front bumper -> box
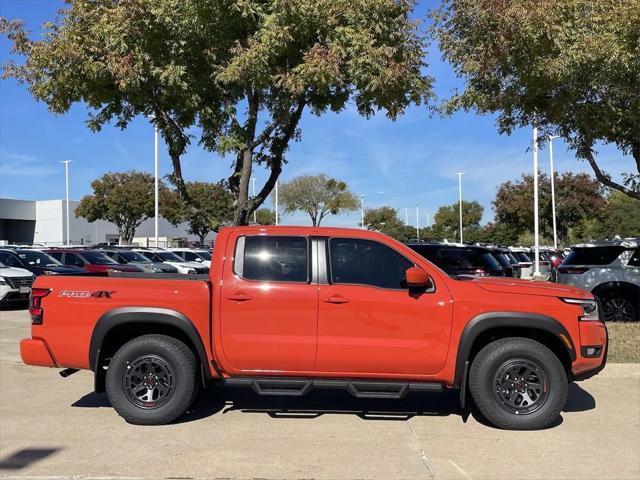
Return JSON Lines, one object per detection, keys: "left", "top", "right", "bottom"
{"left": 20, "top": 338, "right": 57, "bottom": 367}
{"left": 572, "top": 321, "right": 608, "bottom": 381}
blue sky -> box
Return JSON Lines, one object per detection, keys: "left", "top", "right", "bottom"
{"left": 0, "top": 0, "right": 632, "bottom": 228}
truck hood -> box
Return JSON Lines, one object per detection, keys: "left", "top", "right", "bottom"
{"left": 467, "top": 276, "right": 592, "bottom": 299}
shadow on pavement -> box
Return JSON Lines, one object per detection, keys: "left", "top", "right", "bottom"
{"left": 71, "top": 381, "right": 596, "bottom": 428}
{"left": 0, "top": 448, "right": 61, "bottom": 470}
{"left": 563, "top": 383, "right": 596, "bottom": 412}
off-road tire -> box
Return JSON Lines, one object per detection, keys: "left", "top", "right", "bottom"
{"left": 469, "top": 337, "right": 567, "bottom": 430}
{"left": 106, "top": 334, "right": 198, "bottom": 425}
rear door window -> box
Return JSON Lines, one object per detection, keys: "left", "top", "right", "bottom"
{"left": 235, "top": 236, "right": 309, "bottom": 283}
{"left": 627, "top": 249, "right": 640, "bottom": 267}
{"left": 563, "top": 247, "right": 625, "bottom": 266}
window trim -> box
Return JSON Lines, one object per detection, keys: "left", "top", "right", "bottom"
{"left": 327, "top": 237, "right": 420, "bottom": 291}
{"left": 233, "top": 235, "right": 312, "bottom": 284}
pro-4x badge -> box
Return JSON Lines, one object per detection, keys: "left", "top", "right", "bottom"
{"left": 59, "top": 290, "right": 116, "bottom": 299}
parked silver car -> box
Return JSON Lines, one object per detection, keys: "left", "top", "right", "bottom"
{"left": 556, "top": 238, "right": 639, "bottom": 321}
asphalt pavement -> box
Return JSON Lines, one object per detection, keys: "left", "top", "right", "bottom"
{"left": 0, "top": 307, "right": 638, "bottom": 480}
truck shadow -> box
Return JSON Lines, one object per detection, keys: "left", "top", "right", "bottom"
{"left": 72, "top": 381, "right": 595, "bottom": 428}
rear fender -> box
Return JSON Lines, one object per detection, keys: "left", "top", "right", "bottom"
{"left": 89, "top": 307, "right": 213, "bottom": 392}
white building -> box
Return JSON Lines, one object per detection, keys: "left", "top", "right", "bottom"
{"left": 0, "top": 198, "right": 215, "bottom": 246}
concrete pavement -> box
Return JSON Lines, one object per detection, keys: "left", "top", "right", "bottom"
{"left": 1, "top": 307, "right": 638, "bottom": 480}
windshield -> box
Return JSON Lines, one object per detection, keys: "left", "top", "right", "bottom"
{"left": 16, "top": 250, "right": 62, "bottom": 267}
{"left": 197, "top": 251, "right": 211, "bottom": 260}
{"left": 512, "top": 252, "right": 532, "bottom": 263}
{"left": 437, "top": 248, "right": 501, "bottom": 270}
{"left": 119, "top": 251, "right": 152, "bottom": 263}
{"left": 81, "top": 251, "right": 119, "bottom": 265}
{"left": 157, "top": 251, "right": 186, "bottom": 262}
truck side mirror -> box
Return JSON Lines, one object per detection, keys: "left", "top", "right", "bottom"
{"left": 405, "top": 267, "right": 431, "bottom": 288}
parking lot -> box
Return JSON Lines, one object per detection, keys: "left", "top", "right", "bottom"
{"left": 0, "top": 307, "right": 638, "bottom": 480}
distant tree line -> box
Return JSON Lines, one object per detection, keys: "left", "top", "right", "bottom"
{"left": 76, "top": 170, "right": 639, "bottom": 245}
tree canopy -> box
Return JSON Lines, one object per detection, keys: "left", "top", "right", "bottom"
{"left": 363, "top": 206, "right": 416, "bottom": 242}
{"left": 254, "top": 208, "right": 276, "bottom": 226}
{"left": 279, "top": 174, "right": 358, "bottom": 226}
{"left": 75, "top": 171, "right": 157, "bottom": 244}
{"left": 431, "top": 200, "right": 483, "bottom": 241}
{"left": 162, "top": 181, "right": 233, "bottom": 244}
{"left": 2, "top": 0, "right": 432, "bottom": 224}
{"left": 432, "top": 0, "right": 640, "bottom": 199}
{"left": 493, "top": 172, "right": 606, "bottom": 244}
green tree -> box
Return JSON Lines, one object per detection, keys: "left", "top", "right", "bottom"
{"left": 255, "top": 208, "right": 276, "bottom": 226}
{"left": 581, "top": 191, "right": 640, "bottom": 240}
{"left": 432, "top": 0, "right": 640, "bottom": 199}
{"left": 362, "top": 206, "right": 416, "bottom": 242}
{"left": 493, "top": 172, "right": 606, "bottom": 244}
{"left": 2, "top": 0, "right": 432, "bottom": 224}
{"left": 280, "top": 174, "right": 358, "bottom": 226}
{"left": 162, "top": 182, "right": 233, "bottom": 245}
{"left": 76, "top": 171, "right": 157, "bottom": 244}
{"left": 431, "top": 201, "right": 484, "bottom": 241}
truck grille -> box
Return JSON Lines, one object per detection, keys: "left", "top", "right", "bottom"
{"left": 5, "top": 276, "right": 34, "bottom": 289}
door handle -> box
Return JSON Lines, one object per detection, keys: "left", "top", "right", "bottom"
{"left": 324, "top": 295, "right": 349, "bottom": 304}
{"left": 226, "top": 292, "right": 253, "bottom": 301}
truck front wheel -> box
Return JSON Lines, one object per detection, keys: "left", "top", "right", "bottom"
{"left": 469, "top": 337, "right": 568, "bottom": 430}
{"left": 105, "top": 334, "right": 198, "bottom": 425}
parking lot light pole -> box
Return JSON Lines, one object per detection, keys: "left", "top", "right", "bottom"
{"left": 549, "top": 135, "right": 560, "bottom": 249}
{"left": 455, "top": 172, "right": 464, "bottom": 243}
{"left": 147, "top": 114, "right": 159, "bottom": 248}
{"left": 360, "top": 194, "right": 365, "bottom": 229}
{"left": 405, "top": 207, "right": 409, "bottom": 225}
{"left": 415, "top": 204, "right": 420, "bottom": 241}
{"left": 533, "top": 127, "right": 541, "bottom": 277}
{"left": 61, "top": 160, "right": 72, "bottom": 246}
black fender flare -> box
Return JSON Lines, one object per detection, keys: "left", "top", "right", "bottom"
{"left": 453, "top": 312, "right": 576, "bottom": 388}
{"left": 89, "top": 307, "right": 212, "bottom": 384}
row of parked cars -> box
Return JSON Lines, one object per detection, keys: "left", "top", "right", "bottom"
{"left": 2, "top": 237, "right": 638, "bottom": 322}
{"left": 0, "top": 246, "right": 212, "bottom": 305}
{"left": 405, "top": 238, "right": 639, "bottom": 322}
{"left": 406, "top": 242, "right": 563, "bottom": 280}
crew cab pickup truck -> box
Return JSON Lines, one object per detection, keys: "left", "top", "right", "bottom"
{"left": 21, "top": 226, "right": 607, "bottom": 429}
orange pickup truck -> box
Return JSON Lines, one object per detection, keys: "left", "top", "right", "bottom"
{"left": 21, "top": 226, "right": 607, "bottom": 429}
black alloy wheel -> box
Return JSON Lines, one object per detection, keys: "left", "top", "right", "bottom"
{"left": 122, "top": 354, "right": 175, "bottom": 409}
{"left": 492, "top": 359, "right": 549, "bottom": 415}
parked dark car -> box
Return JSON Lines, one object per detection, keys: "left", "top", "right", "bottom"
{"left": 488, "top": 247, "right": 522, "bottom": 278}
{"left": 0, "top": 249, "right": 84, "bottom": 276}
{"left": 407, "top": 243, "right": 504, "bottom": 277}
{"left": 44, "top": 249, "right": 143, "bottom": 274}
{"left": 99, "top": 249, "right": 179, "bottom": 273}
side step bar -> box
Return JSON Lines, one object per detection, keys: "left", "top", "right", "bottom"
{"left": 223, "top": 377, "right": 442, "bottom": 400}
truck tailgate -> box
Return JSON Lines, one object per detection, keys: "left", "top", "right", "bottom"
{"left": 27, "top": 275, "right": 211, "bottom": 370}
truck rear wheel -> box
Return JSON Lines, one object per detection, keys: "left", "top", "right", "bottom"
{"left": 105, "top": 334, "right": 198, "bottom": 425}
{"left": 469, "top": 337, "right": 567, "bottom": 430}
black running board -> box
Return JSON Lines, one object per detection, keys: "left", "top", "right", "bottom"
{"left": 223, "top": 377, "right": 442, "bottom": 399}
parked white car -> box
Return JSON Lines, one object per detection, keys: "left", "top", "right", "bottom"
{"left": 132, "top": 249, "right": 208, "bottom": 275}
{"left": 170, "top": 248, "right": 212, "bottom": 267}
{"left": 0, "top": 261, "right": 35, "bottom": 305}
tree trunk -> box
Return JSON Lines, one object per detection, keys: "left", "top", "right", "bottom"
{"left": 233, "top": 147, "right": 254, "bottom": 225}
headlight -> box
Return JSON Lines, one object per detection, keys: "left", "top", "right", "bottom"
{"left": 0, "top": 277, "right": 6, "bottom": 285}
{"left": 187, "top": 269, "right": 196, "bottom": 274}
{"left": 43, "top": 270, "right": 59, "bottom": 275}
{"left": 562, "top": 298, "right": 599, "bottom": 321}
